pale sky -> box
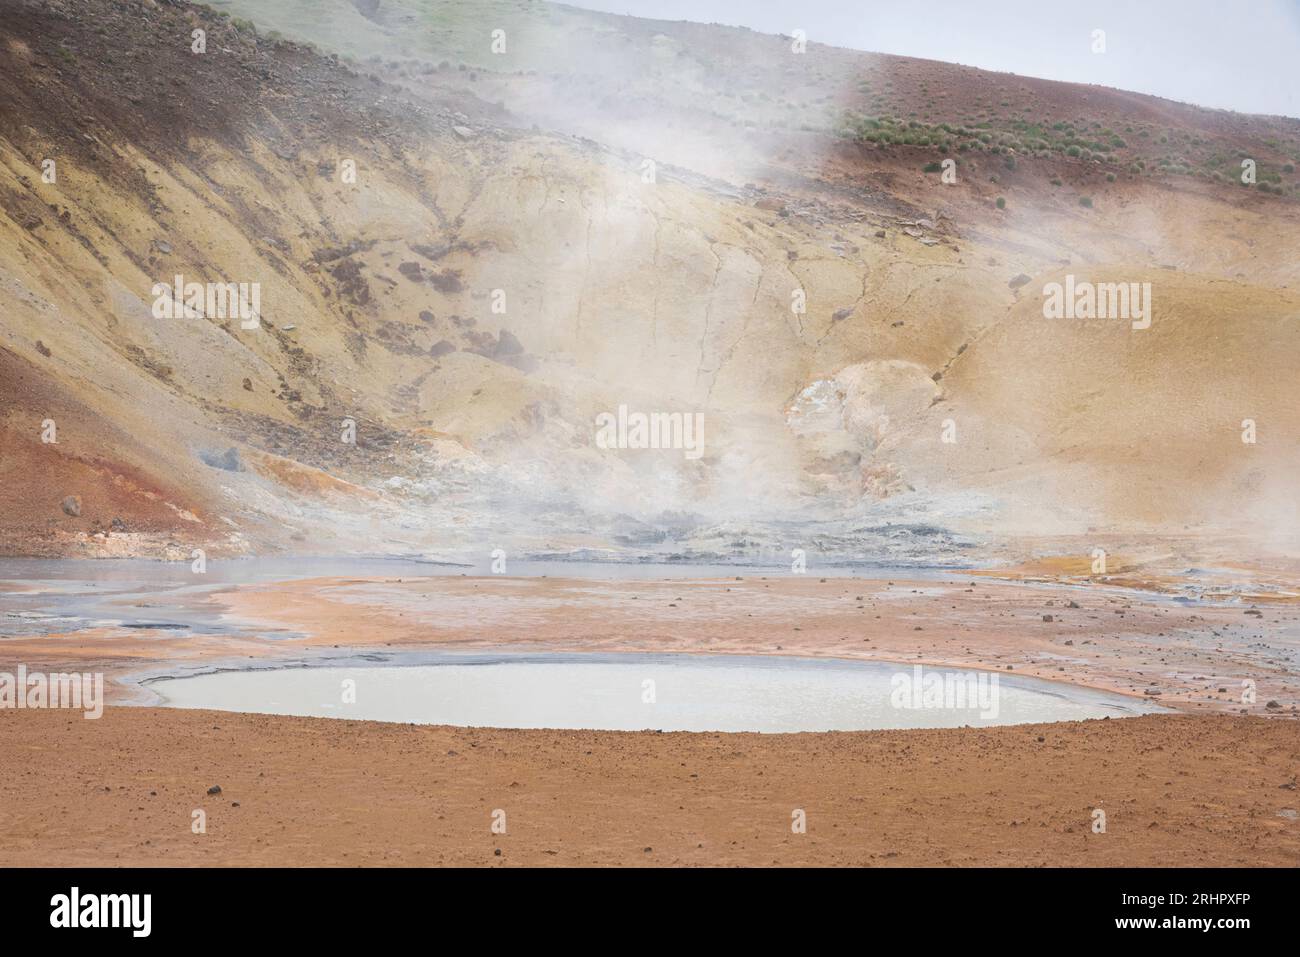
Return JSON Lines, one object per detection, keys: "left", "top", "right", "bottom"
{"left": 568, "top": 0, "right": 1300, "bottom": 118}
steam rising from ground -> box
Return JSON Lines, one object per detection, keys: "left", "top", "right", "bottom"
{"left": 8, "top": 0, "right": 1296, "bottom": 564}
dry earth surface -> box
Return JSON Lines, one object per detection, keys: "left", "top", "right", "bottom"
{"left": 1, "top": 708, "right": 1296, "bottom": 867}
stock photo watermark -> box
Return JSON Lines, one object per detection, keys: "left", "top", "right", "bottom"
{"left": 0, "top": 666, "right": 104, "bottom": 719}
{"left": 595, "top": 405, "right": 705, "bottom": 459}
{"left": 890, "top": 665, "right": 1000, "bottom": 720}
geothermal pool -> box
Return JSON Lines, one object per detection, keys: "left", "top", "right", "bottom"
{"left": 144, "top": 653, "right": 1162, "bottom": 732}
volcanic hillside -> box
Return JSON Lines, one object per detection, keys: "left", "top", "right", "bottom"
{"left": 0, "top": 0, "right": 1297, "bottom": 563}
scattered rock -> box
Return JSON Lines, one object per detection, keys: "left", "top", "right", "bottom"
{"left": 60, "top": 495, "right": 81, "bottom": 517}
{"left": 1008, "top": 273, "right": 1032, "bottom": 289}
{"left": 200, "top": 447, "right": 243, "bottom": 472}
{"left": 206, "top": 785, "right": 222, "bottom": 796}
{"left": 452, "top": 125, "right": 475, "bottom": 139}
{"left": 110, "top": 516, "right": 127, "bottom": 532}
{"left": 494, "top": 329, "right": 525, "bottom": 357}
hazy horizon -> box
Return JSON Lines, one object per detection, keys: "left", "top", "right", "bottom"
{"left": 568, "top": 0, "right": 1300, "bottom": 118}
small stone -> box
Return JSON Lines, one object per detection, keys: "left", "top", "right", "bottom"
{"left": 207, "top": 785, "right": 222, "bottom": 796}
{"left": 60, "top": 495, "right": 81, "bottom": 517}
{"left": 201, "top": 447, "right": 243, "bottom": 472}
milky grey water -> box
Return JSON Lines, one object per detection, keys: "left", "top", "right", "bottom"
{"left": 144, "top": 653, "right": 1162, "bottom": 732}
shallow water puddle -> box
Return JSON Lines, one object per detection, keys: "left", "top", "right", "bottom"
{"left": 146, "top": 653, "right": 1162, "bottom": 732}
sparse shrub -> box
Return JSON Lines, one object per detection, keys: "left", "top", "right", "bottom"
{"left": 1079, "top": 196, "right": 1093, "bottom": 208}
{"left": 995, "top": 197, "right": 1006, "bottom": 209}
